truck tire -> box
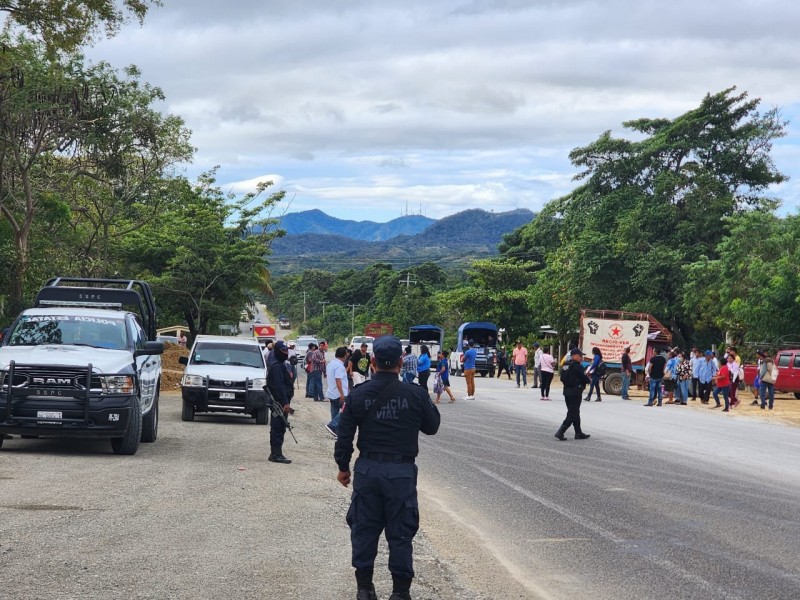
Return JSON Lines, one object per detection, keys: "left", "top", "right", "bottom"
{"left": 479, "top": 370, "right": 487, "bottom": 377}
{"left": 795, "top": 392, "right": 800, "bottom": 400}
{"left": 489, "top": 367, "right": 496, "bottom": 378}
{"left": 603, "top": 373, "right": 624, "bottom": 396}
{"left": 141, "top": 388, "right": 159, "bottom": 443}
{"left": 181, "top": 398, "right": 195, "bottom": 422}
{"left": 111, "top": 395, "right": 142, "bottom": 455}
{"left": 255, "top": 406, "right": 268, "bottom": 425}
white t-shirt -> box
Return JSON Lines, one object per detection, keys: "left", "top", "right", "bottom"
{"left": 326, "top": 358, "right": 349, "bottom": 400}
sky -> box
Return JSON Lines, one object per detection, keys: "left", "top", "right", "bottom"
{"left": 84, "top": 0, "right": 800, "bottom": 222}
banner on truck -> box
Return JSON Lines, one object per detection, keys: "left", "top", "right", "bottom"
{"left": 582, "top": 318, "right": 649, "bottom": 363}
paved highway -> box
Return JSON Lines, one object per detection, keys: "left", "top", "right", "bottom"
{"left": 416, "top": 374, "right": 800, "bottom": 599}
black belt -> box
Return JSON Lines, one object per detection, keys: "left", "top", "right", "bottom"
{"left": 362, "top": 452, "right": 415, "bottom": 463}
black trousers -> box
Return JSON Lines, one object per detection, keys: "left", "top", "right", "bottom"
{"left": 270, "top": 411, "right": 286, "bottom": 454}
{"left": 558, "top": 390, "right": 584, "bottom": 434}
{"left": 348, "top": 458, "right": 419, "bottom": 579}
{"left": 417, "top": 369, "right": 430, "bottom": 391}
{"left": 691, "top": 377, "right": 699, "bottom": 399}
{"left": 698, "top": 381, "right": 713, "bottom": 404}
{"left": 540, "top": 371, "right": 554, "bottom": 397}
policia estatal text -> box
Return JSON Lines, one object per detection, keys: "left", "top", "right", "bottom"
{"left": 334, "top": 336, "right": 441, "bottom": 600}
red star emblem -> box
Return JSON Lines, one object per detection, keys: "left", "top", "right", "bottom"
{"left": 609, "top": 325, "right": 622, "bottom": 338}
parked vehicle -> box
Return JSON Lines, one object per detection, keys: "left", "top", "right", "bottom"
{"left": 179, "top": 335, "right": 269, "bottom": 423}
{"left": 0, "top": 277, "right": 163, "bottom": 455}
{"left": 349, "top": 335, "right": 375, "bottom": 354}
{"left": 576, "top": 309, "right": 673, "bottom": 395}
{"left": 448, "top": 322, "right": 498, "bottom": 377}
{"left": 278, "top": 318, "right": 291, "bottom": 330}
{"left": 295, "top": 335, "right": 319, "bottom": 368}
{"left": 409, "top": 325, "right": 444, "bottom": 370}
{"left": 252, "top": 323, "right": 276, "bottom": 346}
{"left": 743, "top": 349, "right": 800, "bottom": 398}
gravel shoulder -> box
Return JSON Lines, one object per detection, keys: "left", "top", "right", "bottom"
{"left": 0, "top": 392, "right": 495, "bottom": 600}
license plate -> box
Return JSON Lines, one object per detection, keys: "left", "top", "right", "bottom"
{"left": 37, "top": 411, "right": 62, "bottom": 419}
{"left": 219, "top": 392, "right": 235, "bottom": 400}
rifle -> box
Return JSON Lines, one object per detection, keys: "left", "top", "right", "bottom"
{"left": 270, "top": 397, "right": 298, "bottom": 444}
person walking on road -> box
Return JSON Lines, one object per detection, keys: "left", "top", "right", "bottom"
{"left": 266, "top": 341, "right": 294, "bottom": 464}
{"left": 350, "top": 343, "right": 372, "bottom": 386}
{"left": 434, "top": 350, "right": 456, "bottom": 403}
{"left": 462, "top": 341, "right": 477, "bottom": 400}
{"left": 325, "top": 346, "right": 350, "bottom": 437}
{"left": 416, "top": 344, "right": 432, "bottom": 391}
{"left": 555, "top": 348, "right": 591, "bottom": 440}
{"left": 696, "top": 350, "right": 717, "bottom": 405}
{"left": 532, "top": 342, "right": 543, "bottom": 389}
{"left": 496, "top": 347, "right": 511, "bottom": 379}
{"left": 538, "top": 347, "right": 555, "bottom": 400}
{"left": 584, "top": 347, "right": 604, "bottom": 402}
{"left": 334, "top": 336, "right": 441, "bottom": 600}
{"left": 512, "top": 341, "right": 528, "bottom": 388}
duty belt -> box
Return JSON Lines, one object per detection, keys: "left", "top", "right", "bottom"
{"left": 362, "top": 452, "right": 415, "bottom": 463}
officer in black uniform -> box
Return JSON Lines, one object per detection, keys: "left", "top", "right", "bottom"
{"left": 334, "top": 336, "right": 441, "bottom": 600}
{"left": 266, "top": 340, "right": 294, "bottom": 463}
{"left": 556, "top": 347, "right": 592, "bottom": 441}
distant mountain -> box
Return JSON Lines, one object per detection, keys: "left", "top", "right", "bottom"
{"left": 278, "top": 209, "right": 435, "bottom": 241}
{"left": 269, "top": 208, "right": 535, "bottom": 273}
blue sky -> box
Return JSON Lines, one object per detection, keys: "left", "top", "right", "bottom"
{"left": 86, "top": 0, "right": 800, "bottom": 222}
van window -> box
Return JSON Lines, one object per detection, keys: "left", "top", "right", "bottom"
{"left": 794, "top": 354, "right": 800, "bottom": 369}
{"left": 776, "top": 353, "right": 791, "bottom": 367}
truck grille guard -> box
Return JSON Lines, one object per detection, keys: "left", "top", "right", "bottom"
{"left": 2, "top": 361, "right": 94, "bottom": 427}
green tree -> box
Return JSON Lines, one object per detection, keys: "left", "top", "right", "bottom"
{"left": 1, "top": 0, "right": 159, "bottom": 54}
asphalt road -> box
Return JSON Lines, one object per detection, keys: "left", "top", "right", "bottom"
{"left": 417, "top": 373, "right": 800, "bottom": 600}
{"left": 2, "top": 369, "right": 799, "bottom": 600}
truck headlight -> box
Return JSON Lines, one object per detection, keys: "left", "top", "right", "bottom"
{"left": 182, "top": 374, "right": 205, "bottom": 387}
{"left": 251, "top": 378, "right": 267, "bottom": 389}
{"left": 99, "top": 375, "right": 135, "bottom": 394}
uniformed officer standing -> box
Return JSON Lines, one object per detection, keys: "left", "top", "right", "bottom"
{"left": 556, "top": 347, "right": 592, "bottom": 441}
{"left": 334, "top": 336, "right": 441, "bottom": 600}
{"left": 266, "top": 340, "right": 294, "bottom": 463}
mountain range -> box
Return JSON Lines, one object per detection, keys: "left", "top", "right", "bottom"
{"left": 269, "top": 208, "right": 535, "bottom": 273}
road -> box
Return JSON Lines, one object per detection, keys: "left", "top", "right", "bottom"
{"left": 2, "top": 367, "right": 799, "bottom": 599}
{"left": 416, "top": 373, "right": 800, "bottom": 600}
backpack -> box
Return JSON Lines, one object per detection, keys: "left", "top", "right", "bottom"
{"left": 595, "top": 361, "right": 607, "bottom": 376}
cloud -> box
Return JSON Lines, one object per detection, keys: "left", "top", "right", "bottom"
{"left": 85, "top": 0, "right": 800, "bottom": 220}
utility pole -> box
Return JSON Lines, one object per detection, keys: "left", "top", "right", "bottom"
{"left": 302, "top": 292, "right": 307, "bottom": 324}
{"left": 399, "top": 272, "right": 417, "bottom": 295}
{"left": 347, "top": 303, "right": 360, "bottom": 336}
{"left": 318, "top": 300, "right": 331, "bottom": 317}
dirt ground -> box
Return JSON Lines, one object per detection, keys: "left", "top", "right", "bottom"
{"left": 626, "top": 383, "right": 800, "bottom": 427}
{"left": 160, "top": 341, "right": 188, "bottom": 391}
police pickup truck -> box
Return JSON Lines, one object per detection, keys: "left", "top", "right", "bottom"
{"left": 0, "top": 278, "right": 163, "bottom": 455}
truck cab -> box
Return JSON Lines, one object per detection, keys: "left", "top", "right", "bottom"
{"left": 409, "top": 325, "right": 444, "bottom": 371}
{"left": 0, "top": 278, "right": 163, "bottom": 455}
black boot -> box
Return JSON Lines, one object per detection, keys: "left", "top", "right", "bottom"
{"left": 356, "top": 569, "right": 377, "bottom": 600}
{"left": 575, "top": 432, "right": 591, "bottom": 440}
{"left": 554, "top": 423, "right": 568, "bottom": 441}
{"left": 389, "top": 575, "right": 412, "bottom": 600}
{"left": 268, "top": 451, "right": 291, "bottom": 464}
{"left": 594, "top": 395, "right": 602, "bottom": 402}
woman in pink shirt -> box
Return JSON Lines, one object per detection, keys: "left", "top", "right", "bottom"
{"left": 539, "top": 349, "right": 556, "bottom": 400}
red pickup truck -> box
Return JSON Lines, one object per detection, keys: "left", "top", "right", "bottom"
{"left": 743, "top": 349, "right": 800, "bottom": 399}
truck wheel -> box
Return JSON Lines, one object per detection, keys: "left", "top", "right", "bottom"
{"left": 489, "top": 367, "right": 496, "bottom": 378}
{"left": 479, "top": 371, "right": 487, "bottom": 377}
{"left": 111, "top": 395, "right": 142, "bottom": 455}
{"left": 255, "top": 406, "right": 268, "bottom": 425}
{"left": 794, "top": 392, "right": 800, "bottom": 400}
{"left": 141, "top": 388, "right": 159, "bottom": 443}
{"left": 603, "top": 373, "right": 624, "bottom": 396}
{"left": 181, "top": 398, "right": 195, "bottom": 422}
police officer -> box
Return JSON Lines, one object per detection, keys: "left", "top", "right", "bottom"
{"left": 556, "top": 347, "right": 591, "bottom": 441}
{"left": 334, "top": 336, "right": 441, "bottom": 600}
{"left": 266, "top": 340, "right": 294, "bottom": 463}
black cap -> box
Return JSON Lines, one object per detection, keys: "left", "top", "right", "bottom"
{"left": 570, "top": 348, "right": 584, "bottom": 356}
{"left": 373, "top": 335, "right": 403, "bottom": 368}
{"left": 274, "top": 340, "right": 288, "bottom": 353}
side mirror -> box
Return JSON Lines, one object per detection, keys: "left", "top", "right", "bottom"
{"left": 135, "top": 341, "right": 164, "bottom": 357}
{"left": 178, "top": 356, "right": 188, "bottom": 365}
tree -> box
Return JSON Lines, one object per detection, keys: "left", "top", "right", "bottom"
{"left": 502, "top": 88, "right": 787, "bottom": 346}
{"left": 124, "top": 171, "right": 285, "bottom": 338}
{"left": 1, "top": 0, "right": 159, "bottom": 54}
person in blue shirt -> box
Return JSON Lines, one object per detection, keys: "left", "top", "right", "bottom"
{"left": 462, "top": 342, "right": 477, "bottom": 400}
{"left": 416, "top": 345, "right": 432, "bottom": 391}
{"left": 434, "top": 350, "right": 456, "bottom": 403}
{"left": 583, "top": 347, "right": 603, "bottom": 402}
{"left": 696, "top": 350, "right": 718, "bottom": 404}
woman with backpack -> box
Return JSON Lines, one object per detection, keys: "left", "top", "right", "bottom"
{"left": 583, "top": 347, "right": 604, "bottom": 402}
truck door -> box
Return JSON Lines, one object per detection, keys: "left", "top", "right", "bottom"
{"left": 775, "top": 352, "right": 793, "bottom": 392}
{"left": 131, "top": 318, "right": 157, "bottom": 409}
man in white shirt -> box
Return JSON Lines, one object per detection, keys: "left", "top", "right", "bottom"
{"left": 533, "top": 343, "right": 543, "bottom": 389}
{"left": 325, "top": 346, "right": 350, "bottom": 437}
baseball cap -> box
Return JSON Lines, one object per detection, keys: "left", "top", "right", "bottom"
{"left": 274, "top": 340, "right": 288, "bottom": 353}
{"left": 705, "top": 350, "right": 713, "bottom": 356}
{"left": 756, "top": 349, "right": 766, "bottom": 357}
{"left": 373, "top": 335, "right": 403, "bottom": 367}
{"left": 570, "top": 348, "right": 584, "bottom": 356}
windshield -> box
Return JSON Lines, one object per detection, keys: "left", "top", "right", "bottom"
{"left": 8, "top": 315, "right": 129, "bottom": 350}
{"left": 191, "top": 342, "right": 265, "bottom": 368}
{"left": 351, "top": 336, "right": 373, "bottom": 345}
